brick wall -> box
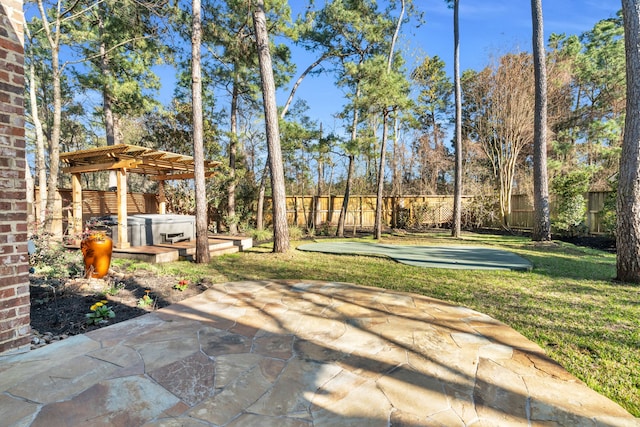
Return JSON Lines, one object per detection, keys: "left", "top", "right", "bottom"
{"left": 0, "top": 0, "right": 29, "bottom": 355}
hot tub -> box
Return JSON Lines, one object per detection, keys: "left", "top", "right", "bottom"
{"left": 104, "top": 214, "right": 196, "bottom": 246}
{"left": 133, "top": 214, "right": 196, "bottom": 245}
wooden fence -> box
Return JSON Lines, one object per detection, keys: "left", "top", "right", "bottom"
{"left": 34, "top": 188, "right": 158, "bottom": 236}
{"left": 282, "top": 195, "right": 474, "bottom": 229}
{"left": 36, "top": 188, "right": 612, "bottom": 236}
{"left": 510, "top": 192, "right": 611, "bottom": 234}
{"left": 282, "top": 192, "right": 612, "bottom": 234}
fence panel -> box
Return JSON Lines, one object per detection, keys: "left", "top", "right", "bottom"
{"left": 283, "top": 193, "right": 612, "bottom": 234}
{"left": 34, "top": 187, "right": 158, "bottom": 234}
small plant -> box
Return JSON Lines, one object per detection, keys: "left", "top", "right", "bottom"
{"left": 138, "top": 290, "right": 155, "bottom": 307}
{"left": 248, "top": 227, "right": 272, "bottom": 242}
{"left": 288, "top": 226, "right": 304, "bottom": 240}
{"left": 86, "top": 300, "right": 115, "bottom": 325}
{"left": 173, "top": 279, "right": 189, "bottom": 292}
{"left": 101, "top": 282, "right": 125, "bottom": 296}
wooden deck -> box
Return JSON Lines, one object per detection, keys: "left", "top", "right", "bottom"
{"left": 109, "top": 235, "right": 252, "bottom": 264}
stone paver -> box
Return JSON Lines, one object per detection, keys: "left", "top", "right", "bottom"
{"left": 0, "top": 280, "right": 637, "bottom": 426}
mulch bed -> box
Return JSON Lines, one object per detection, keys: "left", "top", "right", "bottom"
{"left": 29, "top": 265, "right": 213, "bottom": 347}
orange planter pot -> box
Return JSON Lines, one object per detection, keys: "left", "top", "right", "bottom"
{"left": 81, "top": 233, "right": 113, "bottom": 279}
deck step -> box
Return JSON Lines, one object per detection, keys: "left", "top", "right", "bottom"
{"left": 112, "top": 245, "right": 180, "bottom": 264}
{"left": 109, "top": 235, "right": 249, "bottom": 264}
{"left": 208, "top": 235, "right": 253, "bottom": 250}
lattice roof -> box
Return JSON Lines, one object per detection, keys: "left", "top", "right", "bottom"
{"left": 60, "top": 144, "right": 220, "bottom": 180}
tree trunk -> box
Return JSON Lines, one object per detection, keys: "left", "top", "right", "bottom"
{"left": 228, "top": 68, "right": 239, "bottom": 235}
{"left": 374, "top": 110, "right": 389, "bottom": 239}
{"left": 315, "top": 130, "right": 323, "bottom": 229}
{"left": 374, "top": 0, "right": 404, "bottom": 239}
{"left": 98, "top": 9, "right": 116, "bottom": 147}
{"left": 391, "top": 113, "right": 400, "bottom": 199}
{"left": 531, "top": 0, "right": 551, "bottom": 241}
{"left": 451, "top": 0, "right": 463, "bottom": 237}
{"left": 617, "top": 0, "right": 640, "bottom": 282}
{"left": 253, "top": 0, "right": 289, "bottom": 253}
{"left": 337, "top": 83, "right": 361, "bottom": 237}
{"left": 256, "top": 164, "right": 267, "bottom": 230}
{"left": 43, "top": 24, "right": 61, "bottom": 235}
{"left": 27, "top": 40, "right": 47, "bottom": 227}
{"left": 281, "top": 53, "right": 330, "bottom": 119}
{"left": 336, "top": 154, "right": 354, "bottom": 237}
{"left": 191, "top": 0, "right": 210, "bottom": 263}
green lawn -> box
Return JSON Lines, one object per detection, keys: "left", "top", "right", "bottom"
{"left": 147, "top": 232, "right": 640, "bottom": 416}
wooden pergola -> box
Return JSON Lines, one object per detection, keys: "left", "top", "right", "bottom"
{"left": 60, "top": 144, "right": 220, "bottom": 248}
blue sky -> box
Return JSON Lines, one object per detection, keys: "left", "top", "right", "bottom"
{"left": 278, "top": 0, "right": 621, "bottom": 133}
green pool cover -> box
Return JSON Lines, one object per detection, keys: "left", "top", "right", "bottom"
{"left": 298, "top": 241, "right": 532, "bottom": 271}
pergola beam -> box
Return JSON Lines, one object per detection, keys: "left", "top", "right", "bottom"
{"left": 62, "top": 159, "right": 142, "bottom": 174}
{"left": 151, "top": 171, "right": 217, "bottom": 181}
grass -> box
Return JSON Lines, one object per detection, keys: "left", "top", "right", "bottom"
{"left": 129, "top": 232, "right": 640, "bottom": 417}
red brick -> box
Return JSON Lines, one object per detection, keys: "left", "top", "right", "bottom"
{"left": 0, "top": 317, "right": 20, "bottom": 331}
{"left": 0, "top": 245, "right": 15, "bottom": 255}
{"left": 0, "top": 336, "right": 30, "bottom": 353}
{"left": 0, "top": 287, "right": 16, "bottom": 299}
{"left": 0, "top": 295, "right": 28, "bottom": 311}
{"left": 1, "top": 0, "right": 29, "bottom": 355}
{"left": 0, "top": 307, "right": 17, "bottom": 320}
{"left": 0, "top": 275, "right": 26, "bottom": 286}
{"left": 0, "top": 328, "right": 16, "bottom": 342}
{"left": 0, "top": 212, "right": 26, "bottom": 221}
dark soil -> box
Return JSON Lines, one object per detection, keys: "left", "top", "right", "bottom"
{"left": 29, "top": 264, "right": 213, "bottom": 339}
{"left": 555, "top": 234, "right": 616, "bottom": 253}
{"left": 28, "top": 232, "right": 616, "bottom": 341}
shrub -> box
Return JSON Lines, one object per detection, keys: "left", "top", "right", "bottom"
{"left": 410, "top": 203, "right": 439, "bottom": 229}
{"left": 29, "top": 232, "right": 83, "bottom": 278}
{"left": 289, "top": 226, "right": 305, "bottom": 240}
{"left": 461, "top": 195, "right": 500, "bottom": 230}
{"left": 551, "top": 170, "right": 591, "bottom": 236}
{"left": 247, "top": 227, "right": 273, "bottom": 242}
{"left": 600, "top": 183, "right": 617, "bottom": 236}
{"left": 316, "top": 222, "right": 336, "bottom": 236}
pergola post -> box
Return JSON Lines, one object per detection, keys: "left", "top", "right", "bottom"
{"left": 71, "top": 173, "right": 83, "bottom": 237}
{"left": 158, "top": 180, "right": 166, "bottom": 214}
{"left": 116, "top": 168, "right": 130, "bottom": 249}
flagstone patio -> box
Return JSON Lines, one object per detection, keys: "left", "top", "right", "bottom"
{"left": 0, "top": 280, "right": 636, "bottom": 426}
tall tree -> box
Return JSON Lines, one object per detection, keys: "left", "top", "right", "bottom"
{"left": 450, "top": 0, "right": 463, "bottom": 237}
{"left": 410, "top": 55, "right": 453, "bottom": 195}
{"left": 374, "top": 0, "right": 406, "bottom": 240}
{"left": 25, "top": 25, "right": 48, "bottom": 228}
{"left": 191, "top": 0, "right": 210, "bottom": 263}
{"left": 548, "top": 15, "right": 625, "bottom": 189}
{"left": 74, "top": 0, "right": 165, "bottom": 147}
{"left": 304, "top": 0, "right": 397, "bottom": 237}
{"left": 35, "top": 0, "right": 67, "bottom": 234}
{"left": 462, "top": 54, "right": 535, "bottom": 229}
{"left": 252, "top": 0, "right": 289, "bottom": 252}
{"left": 617, "top": 0, "right": 640, "bottom": 282}
{"left": 531, "top": 0, "right": 551, "bottom": 241}
{"left": 199, "top": 0, "right": 292, "bottom": 234}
